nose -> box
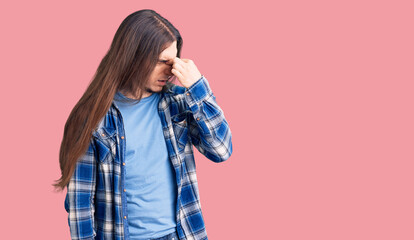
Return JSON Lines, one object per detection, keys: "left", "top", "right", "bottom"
{"left": 164, "top": 65, "right": 173, "bottom": 77}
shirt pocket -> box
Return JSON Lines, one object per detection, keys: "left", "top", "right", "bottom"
{"left": 92, "top": 127, "right": 118, "bottom": 163}
{"left": 171, "top": 111, "right": 190, "bottom": 151}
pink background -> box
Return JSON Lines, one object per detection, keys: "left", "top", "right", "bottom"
{"left": 1, "top": 0, "right": 413, "bottom": 239}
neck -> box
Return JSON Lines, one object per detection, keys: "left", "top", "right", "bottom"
{"left": 120, "top": 90, "right": 153, "bottom": 100}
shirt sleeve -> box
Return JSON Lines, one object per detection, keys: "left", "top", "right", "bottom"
{"left": 64, "top": 139, "right": 97, "bottom": 240}
{"left": 184, "top": 75, "right": 233, "bottom": 162}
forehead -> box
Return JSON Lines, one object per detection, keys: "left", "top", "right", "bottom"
{"left": 159, "top": 41, "right": 177, "bottom": 59}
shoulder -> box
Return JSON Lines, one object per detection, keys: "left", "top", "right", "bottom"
{"left": 92, "top": 104, "right": 120, "bottom": 136}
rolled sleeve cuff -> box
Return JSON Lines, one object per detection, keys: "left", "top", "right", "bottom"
{"left": 184, "top": 75, "right": 213, "bottom": 112}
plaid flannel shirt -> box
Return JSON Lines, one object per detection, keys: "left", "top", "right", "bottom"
{"left": 65, "top": 75, "right": 233, "bottom": 240}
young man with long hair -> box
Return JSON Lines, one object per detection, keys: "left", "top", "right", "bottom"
{"left": 53, "top": 9, "right": 232, "bottom": 240}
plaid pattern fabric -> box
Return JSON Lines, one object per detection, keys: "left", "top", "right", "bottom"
{"left": 65, "top": 75, "right": 233, "bottom": 240}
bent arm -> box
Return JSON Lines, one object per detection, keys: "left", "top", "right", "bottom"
{"left": 64, "top": 139, "right": 97, "bottom": 240}
{"left": 184, "top": 75, "right": 233, "bottom": 162}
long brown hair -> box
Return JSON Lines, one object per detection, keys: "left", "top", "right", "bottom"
{"left": 53, "top": 9, "right": 183, "bottom": 191}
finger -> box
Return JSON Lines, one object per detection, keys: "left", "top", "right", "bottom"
{"left": 171, "top": 69, "right": 184, "bottom": 81}
{"left": 167, "top": 57, "right": 182, "bottom": 68}
{"left": 173, "top": 62, "right": 185, "bottom": 72}
{"left": 174, "top": 57, "right": 188, "bottom": 64}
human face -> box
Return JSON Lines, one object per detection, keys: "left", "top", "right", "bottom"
{"left": 143, "top": 41, "right": 177, "bottom": 97}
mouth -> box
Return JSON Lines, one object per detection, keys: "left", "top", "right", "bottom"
{"left": 158, "top": 79, "right": 167, "bottom": 85}
{"left": 158, "top": 76, "right": 172, "bottom": 83}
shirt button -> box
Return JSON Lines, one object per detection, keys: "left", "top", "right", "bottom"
{"left": 196, "top": 117, "right": 200, "bottom": 121}
{"left": 101, "top": 133, "right": 105, "bottom": 137}
{"left": 121, "top": 136, "right": 124, "bottom": 139}
{"left": 186, "top": 93, "right": 190, "bottom": 95}
{"left": 124, "top": 189, "right": 126, "bottom": 192}
{"left": 124, "top": 216, "right": 127, "bottom": 219}
{"left": 122, "top": 162, "right": 125, "bottom": 166}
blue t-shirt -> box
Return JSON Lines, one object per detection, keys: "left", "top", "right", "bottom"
{"left": 113, "top": 91, "right": 177, "bottom": 239}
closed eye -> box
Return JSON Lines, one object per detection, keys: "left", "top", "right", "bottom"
{"left": 158, "top": 60, "right": 172, "bottom": 66}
